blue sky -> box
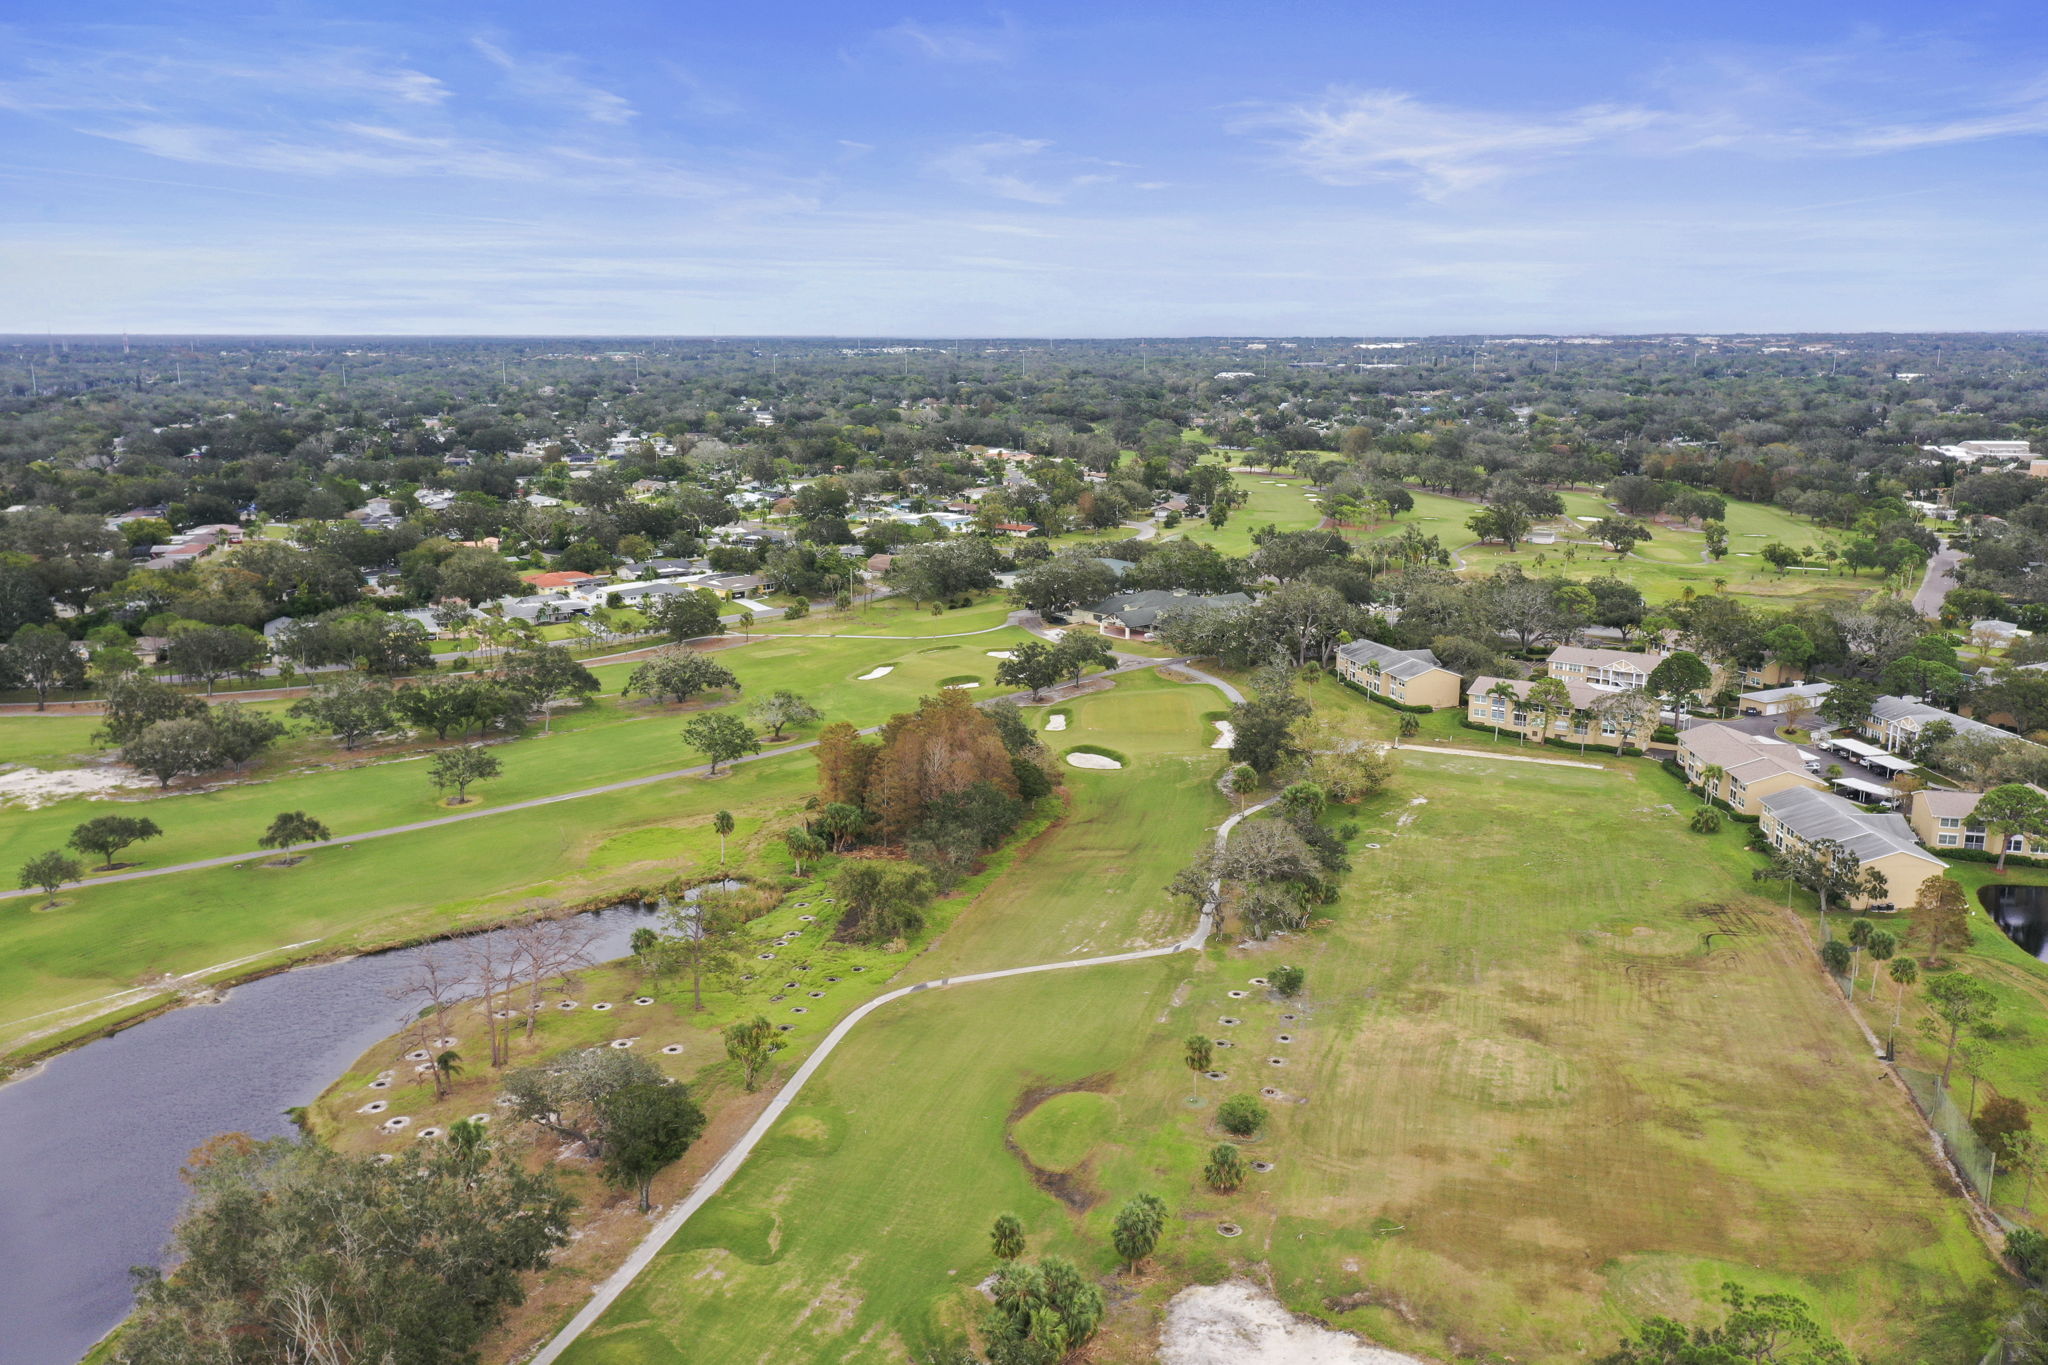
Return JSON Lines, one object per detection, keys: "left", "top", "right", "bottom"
{"left": 2, "top": 0, "right": 2047, "bottom": 335}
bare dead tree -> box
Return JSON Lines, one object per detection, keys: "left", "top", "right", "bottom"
{"left": 397, "top": 946, "right": 465, "bottom": 1097}
{"left": 457, "top": 930, "right": 519, "bottom": 1068}
{"left": 506, "top": 912, "right": 599, "bottom": 1040}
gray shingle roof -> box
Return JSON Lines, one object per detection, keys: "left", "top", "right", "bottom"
{"left": 1335, "top": 638, "right": 1449, "bottom": 682}
{"left": 1083, "top": 590, "right": 1251, "bottom": 630}
{"left": 1761, "top": 786, "right": 1942, "bottom": 869}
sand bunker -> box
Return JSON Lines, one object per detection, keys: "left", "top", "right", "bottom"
{"left": 1044, "top": 715, "right": 1068, "bottom": 731}
{"left": 1065, "top": 752, "right": 1122, "bottom": 770}
{"left": 987, "top": 650, "right": 1016, "bottom": 659}
{"left": 0, "top": 765, "right": 154, "bottom": 810}
{"left": 1159, "top": 1281, "right": 1423, "bottom": 1365}
{"left": 1212, "top": 721, "right": 1235, "bottom": 750}
{"left": 856, "top": 666, "right": 895, "bottom": 681}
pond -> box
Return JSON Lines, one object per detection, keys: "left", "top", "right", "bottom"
{"left": 1979, "top": 883, "right": 2048, "bottom": 960}
{"left": 0, "top": 898, "right": 695, "bottom": 1365}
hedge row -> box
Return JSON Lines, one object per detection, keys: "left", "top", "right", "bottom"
{"left": 1941, "top": 846, "right": 2048, "bottom": 871}
{"left": 1459, "top": 717, "right": 1641, "bottom": 756}
{"left": 1338, "top": 677, "right": 1435, "bottom": 714}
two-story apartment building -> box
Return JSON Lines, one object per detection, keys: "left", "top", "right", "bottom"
{"left": 1905, "top": 786, "right": 2048, "bottom": 857}
{"left": 1867, "top": 695, "right": 2017, "bottom": 754}
{"left": 1677, "top": 723, "right": 1827, "bottom": 815}
{"left": 1758, "top": 787, "right": 1945, "bottom": 910}
{"left": 1466, "top": 675, "right": 1660, "bottom": 749}
{"left": 1333, "top": 639, "right": 1463, "bottom": 710}
{"left": 1544, "top": 645, "right": 1665, "bottom": 692}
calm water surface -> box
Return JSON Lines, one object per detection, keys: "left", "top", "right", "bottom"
{"left": 0, "top": 904, "right": 663, "bottom": 1365}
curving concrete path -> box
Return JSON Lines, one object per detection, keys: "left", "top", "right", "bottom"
{"left": 527, "top": 790, "right": 1275, "bottom": 1365}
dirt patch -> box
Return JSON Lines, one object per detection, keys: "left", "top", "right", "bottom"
{"left": 0, "top": 764, "right": 154, "bottom": 809}
{"left": 1161, "top": 1281, "right": 1425, "bottom": 1365}
{"left": 1004, "top": 1072, "right": 1113, "bottom": 1211}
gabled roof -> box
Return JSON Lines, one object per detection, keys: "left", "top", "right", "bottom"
{"left": 1336, "top": 638, "right": 1452, "bottom": 682}
{"left": 1470, "top": 673, "right": 1642, "bottom": 713}
{"left": 1679, "top": 723, "right": 1815, "bottom": 782}
{"left": 1548, "top": 644, "right": 1668, "bottom": 673}
{"left": 1083, "top": 589, "right": 1251, "bottom": 630}
{"left": 1761, "top": 786, "right": 1943, "bottom": 869}
{"left": 1869, "top": 695, "right": 2013, "bottom": 743}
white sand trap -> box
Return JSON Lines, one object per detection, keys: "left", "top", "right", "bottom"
{"left": 987, "top": 650, "right": 1015, "bottom": 659}
{"left": 949, "top": 682, "right": 981, "bottom": 689}
{"left": 0, "top": 765, "right": 154, "bottom": 809}
{"left": 1044, "top": 715, "right": 1068, "bottom": 731}
{"left": 1160, "top": 1282, "right": 1424, "bottom": 1365}
{"left": 1066, "top": 752, "right": 1122, "bottom": 769}
{"left": 855, "top": 666, "right": 895, "bottom": 681}
{"left": 1212, "top": 721, "right": 1236, "bottom": 750}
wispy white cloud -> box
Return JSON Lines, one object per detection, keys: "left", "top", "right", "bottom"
{"left": 876, "top": 17, "right": 1022, "bottom": 65}
{"left": 1246, "top": 68, "right": 2048, "bottom": 197}
{"left": 0, "top": 40, "right": 449, "bottom": 115}
{"left": 930, "top": 135, "right": 1109, "bottom": 204}
{"left": 471, "top": 37, "right": 635, "bottom": 125}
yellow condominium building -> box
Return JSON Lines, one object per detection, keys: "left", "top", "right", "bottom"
{"left": 1466, "top": 674, "right": 1659, "bottom": 749}
{"left": 1758, "top": 786, "right": 1946, "bottom": 911}
{"left": 1333, "top": 639, "right": 1463, "bottom": 710}
{"left": 1676, "top": 722, "right": 1826, "bottom": 815}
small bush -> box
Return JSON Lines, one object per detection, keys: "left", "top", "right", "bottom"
{"left": 1217, "top": 1094, "right": 1268, "bottom": 1138}
{"left": 2011, "top": 1227, "right": 2048, "bottom": 1283}
{"left": 1652, "top": 725, "right": 1680, "bottom": 743}
{"left": 1689, "top": 805, "right": 1722, "bottom": 834}
{"left": 1974, "top": 1094, "right": 2032, "bottom": 1159}
{"left": 1271, "top": 965, "right": 1306, "bottom": 997}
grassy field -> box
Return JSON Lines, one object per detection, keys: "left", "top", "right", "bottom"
{"left": 1179, "top": 475, "right": 1324, "bottom": 557}
{"left": 553, "top": 734, "right": 2010, "bottom": 1362}
{"left": 0, "top": 629, "right": 1038, "bottom": 877}
{"left": 0, "top": 627, "right": 1106, "bottom": 1057}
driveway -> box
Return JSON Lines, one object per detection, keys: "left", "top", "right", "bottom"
{"left": 1914, "top": 538, "right": 1967, "bottom": 618}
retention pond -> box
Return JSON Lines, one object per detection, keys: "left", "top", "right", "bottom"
{"left": 0, "top": 903, "right": 664, "bottom": 1365}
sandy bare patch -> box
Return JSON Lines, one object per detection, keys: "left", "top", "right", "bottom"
{"left": 1212, "top": 721, "right": 1236, "bottom": 750}
{"left": 987, "top": 650, "right": 1016, "bottom": 659}
{"left": 855, "top": 666, "right": 895, "bottom": 681}
{"left": 0, "top": 765, "right": 154, "bottom": 809}
{"left": 1065, "top": 752, "right": 1121, "bottom": 770}
{"left": 1160, "top": 1281, "right": 1424, "bottom": 1365}
{"left": 1044, "top": 714, "right": 1068, "bottom": 731}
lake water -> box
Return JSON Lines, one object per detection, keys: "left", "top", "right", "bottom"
{"left": 0, "top": 903, "right": 669, "bottom": 1365}
{"left": 1980, "top": 883, "right": 2048, "bottom": 960}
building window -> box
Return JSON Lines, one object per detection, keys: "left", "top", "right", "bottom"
{"left": 1939, "top": 834, "right": 1958, "bottom": 846}
{"left": 1939, "top": 817, "right": 1961, "bottom": 829}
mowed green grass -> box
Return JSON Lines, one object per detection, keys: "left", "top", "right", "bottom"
{"left": 0, "top": 748, "right": 822, "bottom": 1051}
{"left": 913, "top": 674, "right": 1230, "bottom": 978}
{"left": 0, "top": 631, "right": 1037, "bottom": 877}
{"left": 1178, "top": 474, "right": 1324, "bottom": 557}
{"left": 560, "top": 755, "right": 2009, "bottom": 1365}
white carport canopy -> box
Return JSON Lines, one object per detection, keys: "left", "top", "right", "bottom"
{"left": 1829, "top": 737, "right": 1889, "bottom": 760}
{"left": 1836, "top": 777, "right": 1901, "bottom": 802}
{"left": 1863, "top": 753, "right": 1918, "bottom": 773}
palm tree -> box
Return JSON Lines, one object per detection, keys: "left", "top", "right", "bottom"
{"left": 1697, "top": 763, "right": 1726, "bottom": 803}
{"left": 1886, "top": 957, "right": 1918, "bottom": 1060}
{"left": 1485, "top": 680, "right": 1518, "bottom": 740}
{"left": 712, "top": 810, "right": 735, "bottom": 871}
{"left": 1396, "top": 713, "right": 1420, "bottom": 748}
{"left": 433, "top": 1049, "right": 463, "bottom": 1098}
{"left": 1184, "top": 1034, "right": 1213, "bottom": 1103}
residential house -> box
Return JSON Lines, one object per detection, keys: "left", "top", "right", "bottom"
{"left": 1758, "top": 787, "right": 1946, "bottom": 909}
{"left": 521, "top": 570, "right": 598, "bottom": 592}
{"left": 1072, "top": 590, "right": 1251, "bottom": 641}
{"left": 1677, "top": 723, "right": 1826, "bottom": 815}
{"left": 1465, "top": 675, "right": 1660, "bottom": 749}
{"left": 1906, "top": 786, "right": 2048, "bottom": 857}
{"left": 992, "top": 522, "right": 1038, "bottom": 538}
{"left": 1969, "top": 619, "right": 2029, "bottom": 645}
{"left": 1333, "top": 639, "right": 1463, "bottom": 710}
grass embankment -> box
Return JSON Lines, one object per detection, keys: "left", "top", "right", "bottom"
{"left": 554, "top": 708, "right": 2007, "bottom": 1362}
